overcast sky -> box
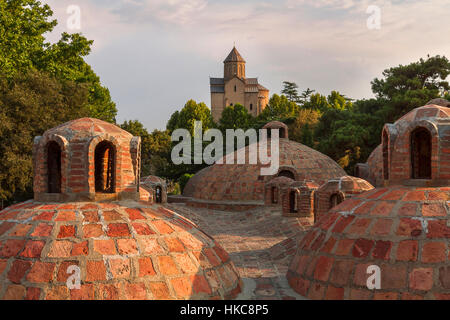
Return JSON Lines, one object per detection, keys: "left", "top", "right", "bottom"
{"left": 43, "top": 0, "right": 450, "bottom": 131}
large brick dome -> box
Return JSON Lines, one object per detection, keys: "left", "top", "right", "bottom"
{"left": 287, "top": 186, "right": 450, "bottom": 300}
{"left": 287, "top": 103, "right": 450, "bottom": 300}
{"left": 0, "top": 118, "right": 241, "bottom": 300}
{"left": 183, "top": 138, "right": 346, "bottom": 203}
{"left": 0, "top": 201, "right": 241, "bottom": 300}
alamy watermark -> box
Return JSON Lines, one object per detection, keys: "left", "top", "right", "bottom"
{"left": 67, "top": 5, "right": 81, "bottom": 30}
{"left": 171, "top": 121, "right": 280, "bottom": 175}
{"left": 366, "top": 5, "right": 381, "bottom": 30}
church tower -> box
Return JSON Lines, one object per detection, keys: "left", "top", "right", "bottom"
{"left": 223, "top": 46, "right": 246, "bottom": 80}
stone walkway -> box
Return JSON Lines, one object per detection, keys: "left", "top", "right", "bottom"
{"left": 167, "top": 204, "right": 312, "bottom": 300}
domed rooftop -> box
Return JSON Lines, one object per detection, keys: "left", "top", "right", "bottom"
{"left": 316, "top": 176, "right": 374, "bottom": 196}
{"left": 265, "top": 176, "right": 295, "bottom": 187}
{"left": 0, "top": 201, "right": 241, "bottom": 300}
{"left": 0, "top": 118, "right": 241, "bottom": 300}
{"left": 287, "top": 185, "right": 450, "bottom": 300}
{"left": 183, "top": 139, "right": 346, "bottom": 203}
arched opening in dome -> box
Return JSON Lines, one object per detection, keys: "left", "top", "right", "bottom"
{"left": 95, "top": 141, "right": 116, "bottom": 193}
{"left": 47, "top": 141, "right": 62, "bottom": 193}
{"left": 382, "top": 129, "right": 389, "bottom": 180}
{"left": 155, "top": 186, "right": 162, "bottom": 203}
{"left": 278, "top": 170, "right": 295, "bottom": 180}
{"left": 271, "top": 186, "right": 278, "bottom": 204}
{"left": 266, "top": 128, "right": 286, "bottom": 139}
{"left": 411, "top": 127, "right": 432, "bottom": 179}
{"left": 289, "top": 190, "right": 297, "bottom": 213}
{"left": 329, "top": 193, "right": 342, "bottom": 209}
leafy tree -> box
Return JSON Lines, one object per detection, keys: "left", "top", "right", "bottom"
{"left": 300, "top": 88, "right": 315, "bottom": 103}
{"left": 178, "top": 173, "right": 194, "bottom": 193}
{"left": 281, "top": 81, "right": 301, "bottom": 103}
{"left": 166, "top": 100, "right": 214, "bottom": 134}
{"left": 219, "top": 104, "right": 254, "bottom": 131}
{"left": 0, "top": 0, "right": 117, "bottom": 122}
{"left": 0, "top": 70, "right": 90, "bottom": 203}
{"left": 288, "top": 108, "right": 321, "bottom": 147}
{"left": 257, "top": 94, "right": 299, "bottom": 122}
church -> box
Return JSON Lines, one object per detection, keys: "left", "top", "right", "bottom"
{"left": 210, "top": 47, "right": 270, "bottom": 121}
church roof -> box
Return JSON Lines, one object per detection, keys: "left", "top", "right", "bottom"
{"left": 223, "top": 47, "right": 246, "bottom": 63}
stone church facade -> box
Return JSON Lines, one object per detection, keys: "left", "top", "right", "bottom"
{"left": 210, "top": 47, "right": 270, "bottom": 121}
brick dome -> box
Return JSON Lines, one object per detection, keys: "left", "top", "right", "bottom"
{"left": 140, "top": 176, "right": 167, "bottom": 204}
{"left": 183, "top": 139, "right": 346, "bottom": 203}
{"left": 0, "top": 201, "right": 241, "bottom": 300}
{"left": 33, "top": 118, "right": 141, "bottom": 203}
{"left": 0, "top": 118, "right": 241, "bottom": 300}
{"left": 287, "top": 185, "right": 450, "bottom": 300}
{"left": 382, "top": 104, "right": 450, "bottom": 186}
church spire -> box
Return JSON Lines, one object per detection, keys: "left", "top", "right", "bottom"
{"left": 223, "top": 46, "right": 245, "bottom": 80}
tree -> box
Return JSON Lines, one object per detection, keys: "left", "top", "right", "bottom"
{"left": 0, "top": 0, "right": 117, "bottom": 122}
{"left": 257, "top": 94, "right": 299, "bottom": 122}
{"left": 300, "top": 88, "right": 315, "bottom": 103}
{"left": 281, "top": 81, "right": 301, "bottom": 103}
{"left": 0, "top": 70, "right": 90, "bottom": 203}
{"left": 371, "top": 55, "right": 450, "bottom": 123}
{"left": 219, "top": 104, "right": 254, "bottom": 131}
{"left": 166, "top": 100, "right": 214, "bottom": 134}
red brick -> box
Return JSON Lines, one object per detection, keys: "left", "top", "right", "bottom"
{"left": 346, "top": 218, "right": 371, "bottom": 235}
{"left": 151, "top": 221, "right": 174, "bottom": 234}
{"left": 122, "top": 282, "right": 147, "bottom": 300}
{"left": 83, "top": 224, "right": 104, "bottom": 238}
{"left": 427, "top": 220, "right": 450, "bottom": 238}
{"left": 438, "top": 266, "right": 450, "bottom": 289}
{"left": 31, "top": 223, "right": 53, "bottom": 237}
{"left": 149, "top": 282, "right": 171, "bottom": 299}
{"left": 381, "top": 264, "right": 407, "bottom": 289}
{"left": 86, "top": 260, "right": 107, "bottom": 281}
{"left": 401, "top": 292, "right": 424, "bottom": 300}
{"left": 157, "top": 256, "right": 179, "bottom": 275}
{"left": 164, "top": 237, "right": 185, "bottom": 253}
{"left": 25, "top": 287, "right": 41, "bottom": 300}
{"left": 396, "top": 240, "right": 418, "bottom": 261}
{"left": 48, "top": 240, "right": 73, "bottom": 258}
{"left": 0, "top": 222, "right": 16, "bottom": 236}
{"left": 422, "top": 242, "right": 446, "bottom": 263}
{"left": 71, "top": 241, "right": 89, "bottom": 256}
{"left": 55, "top": 211, "right": 76, "bottom": 221}
{"left": 106, "top": 223, "right": 130, "bottom": 237}
{"left": 308, "top": 282, "right": 325, "bottom": 300}
{"left": 171, "top": 277, "right": 192, "bottom": 298}
{"left": 138, "top": 257, "right": 156, "bottom": 276}
{"left": 352, "top": 238, "right": 374, "bottom": 258}
{"left": 398, "top": 203, "right": 418, "bottom": 216}
{"left": 139, "top": 238, "right": 164, "bottom": 255}
{"left": 374, "top": 292, "right": 398, "bottom": 300}
{"left": 32, "top": 211, "right": 55, "bottom": 221}
{"left": 403, "top": 191, "right": 426, "bottom": 201}
{"left": 45, "top": 286, "right": 69, "bottom": 300}
{"left": 109, "top": 258, "right": 131, "bottom": 278}
{"left": 57, "top": 225, "right": 76, "bottom": 238}
{"left": 125, "top": 208, "right": 145, "bottom": 220}
{"left": 313, "top": 256, "right": 334, "bottom": 281}
{"left": 10, "top": 224, "right": 32, "bottom": 236}
{"left": 396, "top": 218, "right": 422, "bottom": 237}
{"left": 213, "top": 245, "right": 229, "bottom": 263}
{"left": 0, "top": 239, "right": 26, "bottom": 257}
{"left": 96, "top": 284, "right": 119, "bottom": 300}
{"left": 349, "top": 288, "right": 372, "bottom": 300}
{"left": 191, "top": 275, "right": 212, "bottom": 295}
{"left": 3, "top": 284, "right": 26, "bottom": 300}
{"left": 57, "top": 261, "right": 79, "bottom": 282}
{"left": 70, "top": 284, "right": 95, "bottom": 300}
{"left": 0, "top": 259, "right": 7, "bottom": 275}
{"left": 353, "top": 263, "right": 372, "bottom": 286}
{"left": 335, "top": 239, "right": 354, "bottom": 256}
{"left": 103, "top": 210, "right": 123, "bottom": 221}
{"left": 203, "top": 248, "right": 221, "bottom": 267}
{"left": 93, "top": 239, "right": 116, "bottom": 255}
{"left": 369, "top": 218, "right": 393, "bottom": 236}
{"left": 117, "top": 238, "right": 138, "bottom": 255}
{"left": 409, "top": 268, "right": 433, "bottom": 291}
{"left": 173, "top": 253, "right": 198, "bottom": 274}
{"left": 320, "top": 237, "right": 336, "bottom": 253}
{"left": 20, "top": 240, "right": 45, "bottom": 258}
{"left": 8, "top": 260, "right": 32, "bottom": 283}
{"left": 422, "top": 203, "right": 447, "bottom": 217}
{"left": 132, "top": 222, "right": 155, "bottom": 235}
{"left": 330, "top": 259, "right": 354, "bottom": 286}
{"left": 332, "top": 215, "right": 355, "bottom": 233}
{"left": 26, "top": 261, "right": 55, "bottom": 283}
{"left": 371, "top": 202, "right": 394, "bottom": 216}
{"left": 82, "top": 211, "right": 99, "bottom": 222}
{"left": 372, "top": 240, "right": 392, "bottom": 260}
{"left": 324, "top": 286, "right": 344, "bottom": 300}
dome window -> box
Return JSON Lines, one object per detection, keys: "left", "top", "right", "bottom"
{"left": 47, "top": 141, "right": 62, "bottom": 193}
{"left": 411, "top": 127, "right": 432, "bottom": 179}
{"left": 278, "top": 170, "right": 295, "bottom": 180}
{"left": 95, "top": 141, "right": 116, "bottom": 193}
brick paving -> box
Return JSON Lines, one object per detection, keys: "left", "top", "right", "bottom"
{"left": 167, "top": 203, "right": 312, "bottom": 300}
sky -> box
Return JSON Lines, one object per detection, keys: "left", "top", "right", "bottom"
{"left": 43, "top": 0, "right": 450, "bottom": 131}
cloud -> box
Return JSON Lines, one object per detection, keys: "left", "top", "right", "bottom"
{"left": 41, "top": 0, "right": 450, "bottom": 130}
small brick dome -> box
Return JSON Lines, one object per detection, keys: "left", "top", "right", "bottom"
{"left": 262, "top": 121, "right": 289, "bottom": 139}
{"left": 183, "top": 139, "right": 346, "bottom": 203}
{"left": 0, "top": 201, "right": 241, "bottom": 300}
{"left": 382, "top": 104, "right": 450, "bottom": 186}
{"left": 264, "top": 176, "right": 294, "bottom": 206}
{"left": 287, "top": 185, "right": 450, "bottom": 300}
{"left": 140, "top": 176, "right": 167, "bottom": 204}
{"left": 33, "top": 118, "right": 141, "bottom": 203}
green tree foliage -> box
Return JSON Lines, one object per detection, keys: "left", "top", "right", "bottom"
{"left": 166, "top": 100, "right": 214, "bottom": 134}
{"left": 0, "top": 70, "right": 90, "bottom": 203}
{"left": 178, "top": 173, "right": 194, "bottom": 193}
{"left": 281, "top": 81, "right": 300, "bottom": 103}
{"left": 219, "top": 104, "right": 254, "bottom": 131}
{"left": 257, "top": 94, "right": 299, "bottom": 123}
{"left": 0, "top": 0, "right": 117, "bottom": 122}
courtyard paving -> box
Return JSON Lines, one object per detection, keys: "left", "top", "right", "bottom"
{"left": 166, "top": 203, "right": 312, "bottom": 300}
